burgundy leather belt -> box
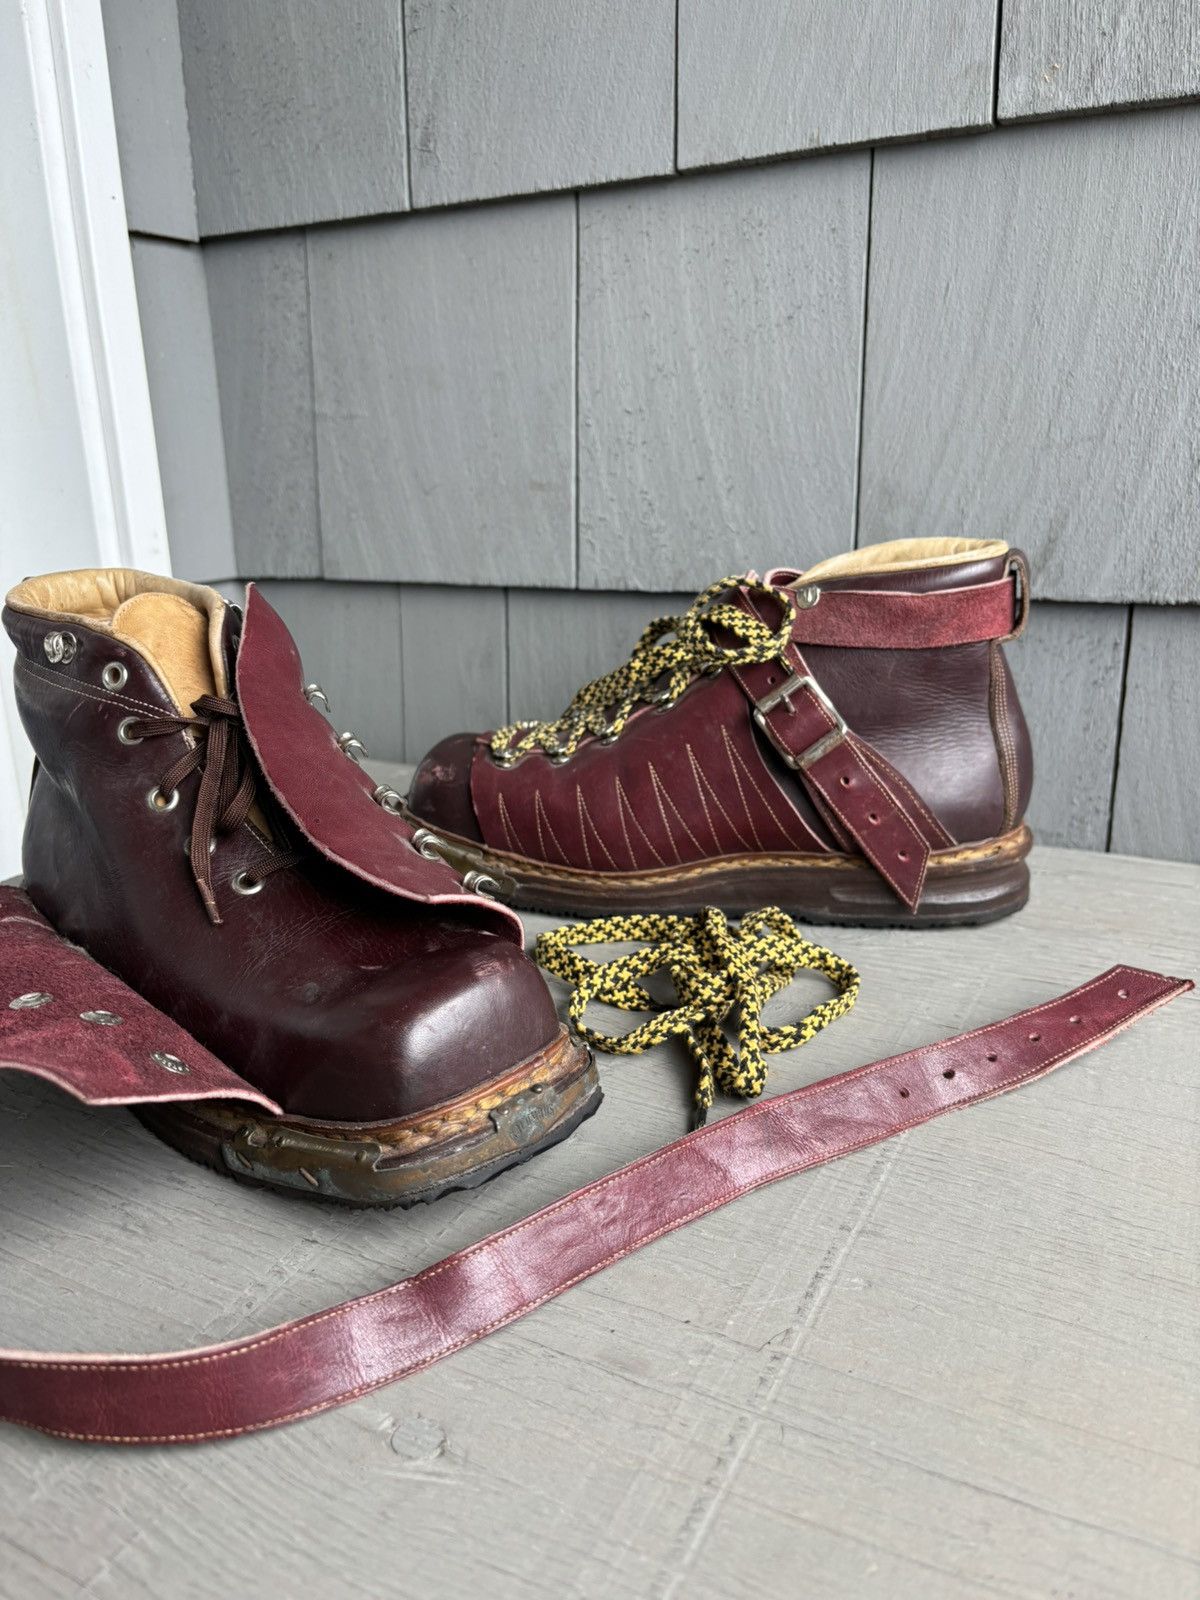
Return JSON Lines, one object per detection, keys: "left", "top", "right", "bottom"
{"left": 0, "top": 961, "right": 1188, "bottom": 1446}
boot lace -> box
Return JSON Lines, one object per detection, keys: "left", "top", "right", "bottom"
{"left": 534, "top": 906, "right": 860, "bottom": 1128}
{"left": 490, "top": 575, "right": 795, "bottom": 765}
{"left": 124, "top": 694, "right": 300, "bottom": 924}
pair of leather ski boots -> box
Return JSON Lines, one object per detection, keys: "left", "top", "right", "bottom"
{"left": 3, "top": 537, "right": 1033, "bottom": 1205}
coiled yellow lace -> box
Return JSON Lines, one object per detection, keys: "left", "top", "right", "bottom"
{"left": 534, "top": 907, "right": 860, "bottom": 1127}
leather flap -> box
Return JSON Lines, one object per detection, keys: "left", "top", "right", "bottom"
{"left": 236, "top": 587, "right": 523, "bottom": 941}
{"left": 0, "top": 887, "right": 282, "bottom": 1111}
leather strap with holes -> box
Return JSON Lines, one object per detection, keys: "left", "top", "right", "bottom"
{"left": 0, "top": 964, "right": 1188, "bottom": 1446}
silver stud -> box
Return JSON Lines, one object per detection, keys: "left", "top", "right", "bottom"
{"left": 303, "top": 683, "right": 331, "bottom": 712}
{"left": 336, "top": 731, "right": 368, "bottom": 763}
{"left": 147, "top": 786, "right": 179, "bottom": 812}
{"left": 9, "top": 992, "right": 52, "bottom": 1010}
{"left": 372, "top": 783, "right": 404, "bottom": 813}
{"left": 117, "top": 717, "right": 143, "bottom": 745}
{"left": 795, "top": 585, "right": 821, "bottom": 609}
{"left": 151, "top": 1050, "right": 190, "bottom": 1074}
{"left": 101, "top": 662, "right": 128, "bottom": 690}
{"left": 43, "top": 630, "right": 77, "bottom": 665}
{"left": 463, "top": 870, "right": 501, "bottom": 899}
{"left": 184, "top": 835, "right": 216, "bottom": 857}
{"left": 81, "top": 1010, "right": 122, "bottom": 1026}
{"left": 230, "top": 870, "right": 263, "bottom": 896}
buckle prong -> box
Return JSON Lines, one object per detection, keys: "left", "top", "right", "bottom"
{"left": 753, "top": 672, "right": 848, "bottom": 769}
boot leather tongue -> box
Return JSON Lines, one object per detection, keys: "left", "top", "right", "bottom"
{"left": 110, "top": 592, "right": 218, "bottom": 715}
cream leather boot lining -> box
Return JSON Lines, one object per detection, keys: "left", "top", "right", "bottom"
{"left": 798, "top": 537, "right": 1009, "bottom": 585}
{"left": 6, "top": 569, "right": 228, "bottom": 711}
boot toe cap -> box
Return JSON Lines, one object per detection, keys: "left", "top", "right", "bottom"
{"left": 288, "top": 928, "right": 561, "bottom": 1122}
{"left": 408, "top": 732, "right": 483, "bottom": 843}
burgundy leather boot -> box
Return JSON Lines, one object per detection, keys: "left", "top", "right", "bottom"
{"left": 408, "top": 538, "right": 1035, "bottom": 927}
{"left": 3, "top": 571, "right": 599, "bottom": 1204}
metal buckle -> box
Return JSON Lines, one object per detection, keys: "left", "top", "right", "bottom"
{"left": 752, "top": 671, "right": 848, "bottom": 769}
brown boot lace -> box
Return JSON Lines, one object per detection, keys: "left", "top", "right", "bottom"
{"left": 123, "top": 694, "right": 300, "bottom": 924}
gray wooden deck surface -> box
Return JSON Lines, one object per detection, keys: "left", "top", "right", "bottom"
{"left": 1, "top": 828, "right": 1197, "bottom": 1599}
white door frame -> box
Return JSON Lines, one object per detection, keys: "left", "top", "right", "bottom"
{"left": 2, "top": 0, "right": 169, "bottom": 873}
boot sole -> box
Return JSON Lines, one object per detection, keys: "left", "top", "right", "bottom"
{"left": 135, "top": 1026, "right": 600, "bottom": 1208}
{"left": 408, "top": 820, "right": 1033, "bottom": 929}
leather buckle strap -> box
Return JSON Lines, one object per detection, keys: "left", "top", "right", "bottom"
{"left": 0, "top": 964, "right": 1188, "bottom": 1445}
{"left": 752, "top": 670, "right": 847, "bottom": 769}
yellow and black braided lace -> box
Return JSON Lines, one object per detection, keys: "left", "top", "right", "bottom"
{"left": 491, "top": 575, "right": 795, "bottom": 764}
{"left": 534, "top": 907, "right": 860, "bottom": 1128}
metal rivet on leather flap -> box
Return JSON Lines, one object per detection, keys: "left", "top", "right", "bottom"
{"left": 794, "top": 586, "right": 821, "bottom": 609}
{"left": 80, "top": 1010, "right": 122, "bottom": 1026}
{"left": 43, "top": 630, "right": 77, "bottom": 665}
{"left": 9, "top": 992, "right": 53, "bottom": 1009}
{"left": 151, "top": 1051, "right": 190, "bottom": 1074}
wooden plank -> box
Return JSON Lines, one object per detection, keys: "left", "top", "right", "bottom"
{"left": 204, "top": 233, "right": 320, "bottom": 579}
{"left": 1000, "top": 0, "right": 1200, "bottom": 121}
{"left": 507, "top": 588, "right": 692, "bottom": 724}
{"left": 678, "top": 0, "right": 996, "bottom": 170}
{"left": 310, "top": 199, "right": 575, "bottom": 589}
{"left": 399, "top": 585, "right": 507, "bottom": 762}
{"left": 255, "top": 581, "right": 403, "bottom": 761}
{"left": 1110, "top": 605, "right": 1200, "bottom": 864}
{"left": 0, "top": 847, "right": 1196, "bottom": 1598}
{"left": 129, "top": 237, "right": 235, "bottom": 583}
{"left": 176, "top": 0, "right": 408, "bottom": 236}
{"left": 100, "top": 0, "right": 197, "bottom": 241}
{"left": 860, "top": 110, "right": 1200, "bottom": 605}
{"left": 579, "top": 159, "right": 869, "bottom": 592}
{"left": 1007, "top": 602, "right": 1127, "bottom": 851}
{"left": 405, "top": 0, "right": 674, "bottom": 208}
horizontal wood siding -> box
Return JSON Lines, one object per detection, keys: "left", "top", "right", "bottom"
{"left": 860, "top": 111, "right": 1200, "bottom": 605}
{"left": 406, "top": 0, "right": 675, "bottom": 207}
{"left": 578, "top": 160, "right": 869, "bottom": 590}
{"left": 176, "top": 0, "right": 410, "bottom": 234}
{"left": 308, "top": 198, "right": 576, "bottom": 588}
{"left": 1000, "top": 0, "right": 1200, "bottom": 121}
{"left": 678, "top": 0, "right": 997, "bottom": 169}
{"left": 204, "top": 233, "right": 320, "bottom": 579}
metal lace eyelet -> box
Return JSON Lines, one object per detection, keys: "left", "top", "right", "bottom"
{"left": 43, "top": 630, "right": 77, "bottom": 665}
{"left": 80, "top": 1010, "right": 122, "bottom": 1026}
{"left": 147, "top": 786, "right": 179, "bottom": 813}
{"left": 230, "top": 870, "right": 263, "bottom": 896}
{"left": 336, "top": 731, "right": 368, "bottom": 763}
{"left": 151, "top": 1050, "right": 190, "bottom": 1074}
{"left": 598, "top": 727, "right": 621, "bottom": 745}
{"left": 102, "top": 662, "right": 128, "bottom": 690}
{"left": 653, "top": 695, "right": 678, "bottom": 715}
{"left": 117, "top": 717, "right": 143, "bottom": 745}
{"left": 372, "top": 784, "right": 404, "bottom": 813}
{"left": 9, "top": 992, "right": 53, "bottom": 1010}
{"left": 546, "top": 747, "right": 572, "bottom": 766}
{"left": 491, "top": 748, "right": 517, "bottom": 767}
{"left": 303, "top": 683, "right": 330, "bottom": 712}
{"left": 463, "top": 870, "right": 501, "bottom": 899}
{"left": 410, "top": 827, "right": 445, "bottom": 861}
